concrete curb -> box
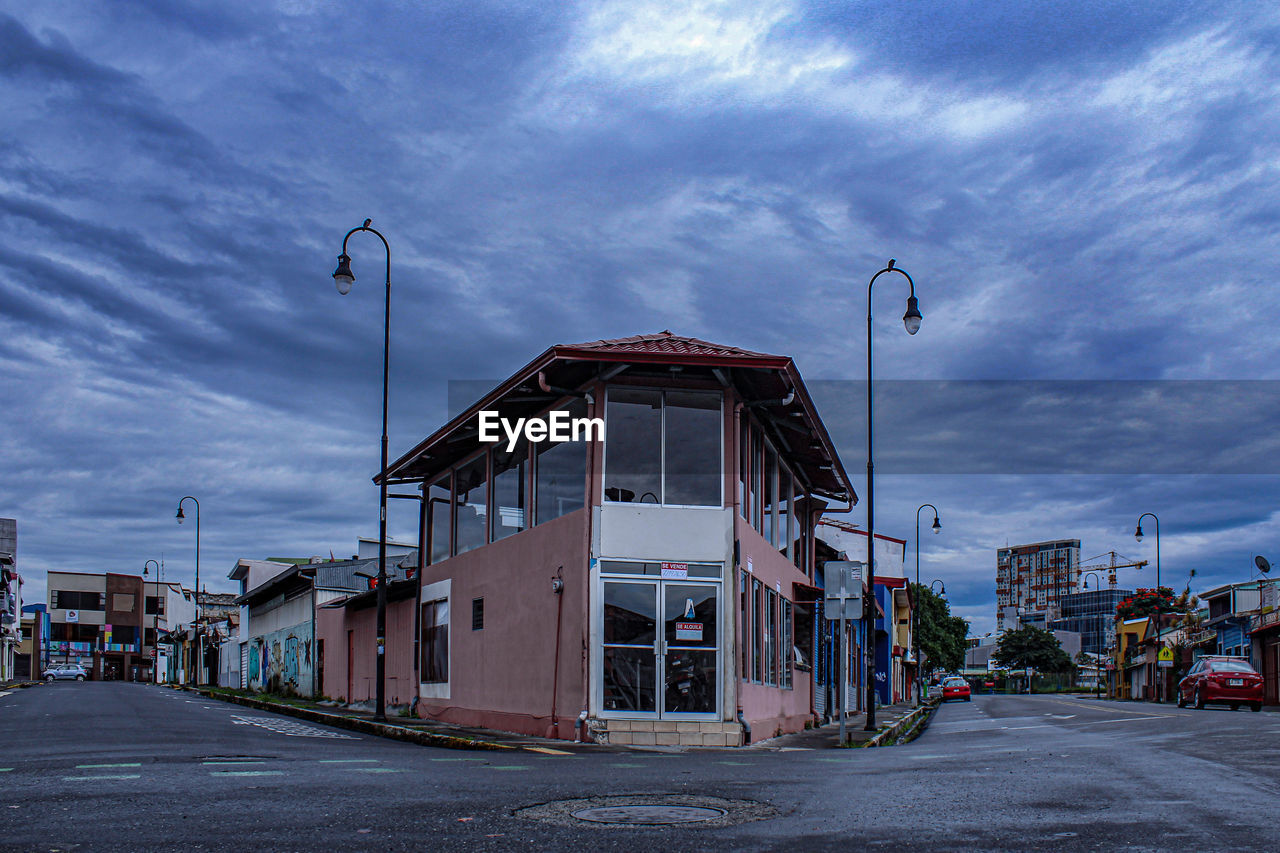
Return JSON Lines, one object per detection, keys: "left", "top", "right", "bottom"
{"left": 862, "top": 700, "right": 940, "bottom": 747}
{"left": 189, "top": 687, "right": 515, "bottom": 752}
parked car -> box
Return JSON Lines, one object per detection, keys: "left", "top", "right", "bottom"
{"left": 1177, "top": 656, "right": 1263, "bottom": 711}
{"left": 45, "top": 664, "right": 88, "bottom": 682}
{"left": 941, "top": 677, "right": 971, "bottom": 702}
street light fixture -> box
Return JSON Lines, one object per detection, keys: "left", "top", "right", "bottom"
{"left": 176, "top": 496, "right": 200, "bottom": 686}
{"left": 931, "top": 580, "right": 946, "bottom": 596}
{"left": 914, "top": 503, "right": 940, "bottom": 707}
{"left": 1082, "top": 571, "right": 1101, "bottom": 590}
{"left": 864, "top": 259, "right": 923, "bottom": 731}
{"left": 1135, "top": 512, "right": 1161, "bottom": 702}
{"left": 332, "top": 218, "right": 393, "bottom": 723}
{"left": 143, "top": 559, "right": 160, "bottom": 684}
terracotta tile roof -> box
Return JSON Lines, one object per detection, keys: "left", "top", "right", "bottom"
{"left": 560, "top": 331, "right": 781, "bottom": 361}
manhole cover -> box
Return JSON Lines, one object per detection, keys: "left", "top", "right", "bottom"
{"left": 571, "top": 805, "right": 728, "bottom": 825}
{"left": 515, "top": 794, "right": 775, "bottom": 828}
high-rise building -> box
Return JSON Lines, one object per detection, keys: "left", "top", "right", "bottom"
{"left": 996, "top": 539, "right": 1081, "bottom": 632}
{"left": 1049, "top": 588, "right": 1133, "bottom": 655}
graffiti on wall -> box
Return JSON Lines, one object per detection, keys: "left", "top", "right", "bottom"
{"left": 249, "top": 622, "right": 313, "bottom": 695}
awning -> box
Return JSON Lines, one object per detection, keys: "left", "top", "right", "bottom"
{"left": 792, "top": 581, "right": 822, "bottom": 603}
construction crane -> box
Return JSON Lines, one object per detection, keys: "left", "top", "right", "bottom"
{"left": 1079, "top": 551, "right": 1149, "bottom": 589}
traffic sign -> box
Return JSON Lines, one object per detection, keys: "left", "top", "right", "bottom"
{"left": 823, "top": 560, "right": 864, "bottom": 621}
{"left": 1157, "top": 646, "right": 1174, "bottom": 668}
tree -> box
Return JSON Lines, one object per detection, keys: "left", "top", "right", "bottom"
{"left": 991, "top": 626, "right": 1076, "bottom": 680}
{"left": 1115, "top": 587, "right": 1176, "bottom": 620}
{"left": 910, "top": 583, "right": 969, "bottom": 674}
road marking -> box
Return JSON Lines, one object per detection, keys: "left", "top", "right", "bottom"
{"left": 319, "top": 759, "right": 378, "bottom": 764}
{"left": 63, "top": 775, "right": 140, "bottom": 781}
{"left": 350, "top": 768, "right": 404, "bottom": 773}
{"left": 430, "top": 757, "right": 488, "bottom": 762}
{"left": 610, "top": 763, "right": 646, "bottom": 768}
{"left": 485, "top": 766, "right": 531, "bottom": 771}
{"left": 716, "top": 761, "right": 754, "bottom": 766}
{"left": 524, "top": 746, "right": 572, "bottom": 755}
{"left": 230, "top": 714, "right": 358, "bottom": 739}
{"left": 202, "top": 760, "right": 265, "bottom": 765}
{"left": 0, "top": 769, "right": 12, "bottom": 772}
{"left": 76, "top": 763, "right": 141, "bottom": 769}
{"left": 0, "top": 691, "right": 10, "bottom": 698}
{"left": 210, "top": 770, "right": 284, "bottom": 777}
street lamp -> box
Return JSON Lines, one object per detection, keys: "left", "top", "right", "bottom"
{"left": 913, "top": 504, "right": 940, "bottom": 706}
{"left": 864, "top": 259, "right": 923, "bottom": 731}
{"left": 143, "top": 559, "right": 160, "bottom": 684}
{"left": 332, "top": 218, "right": 393, "bottom": 723}
{"left": 176, "top": 496, "right": 200, "bottom": 686}
{"left": 1082, "top": 571, "right": 1101, "bottom": 590}
{"left": 931, "top": 580, "right": 946, "bottom": 596}
{"left": 1135, "top": 512, "right": 1161, "bottom": 702}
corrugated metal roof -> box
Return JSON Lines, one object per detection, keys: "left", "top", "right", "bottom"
{"left": 561, "top": 331, "right": 779, "bottom": 360}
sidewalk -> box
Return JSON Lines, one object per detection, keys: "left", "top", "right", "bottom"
{"left": 187, "top": 686, "right": 940, "bottom": 753}
{"left": 755, "top": 701, "right": 938, "bottom": 750}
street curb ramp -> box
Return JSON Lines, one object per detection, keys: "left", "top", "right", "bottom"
{"left": 191, "top": 688, "right": 514, "bottom": 752}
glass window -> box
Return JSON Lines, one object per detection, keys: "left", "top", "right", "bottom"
{"left": 427, "top": 475, "right": 451, "bottom": 565}
{"left": 421, "top": 599, "right": 449, "bottom": 683}
{"left": 112, "top": 594, "right": 135, "bottom": 612}
{"left": 145, "top": 596, "right": 162, "bottom": 615}
{"left": 604, "top": 388, "right": 662, "bottom": 503}
{"left": 453, "top": 454, "right": 488, "bottom": 555}
{"left": 751, "top": 432, "right": 763, "bottom": 531}
{"left": 664, "top": 390, "right": 721, "bottom": 506}
{"left": 535, "top": 398, "right": 587, "bottom": 524}
{"left": 738, "top": 419, "right": 750, "bottom": 519}
{"left": 777, "top": 467, "right": 791, "bottom": 557}
{"left": 740, "top": 569, "right": 750, "bottom": 681}
{"left": 491, "top": 438, "right": 528, "bottom": 542}
{"left": 763, "top": 445, "right": 777, "bottom": 546}
{"left": 782, "top": 599, "right": 794, "bottom": 689}
{"left": 764, "top": 589, "right": 777, "bottom": 685}
{"left": 752, "top": 578, "right": 763, "bottom": 683}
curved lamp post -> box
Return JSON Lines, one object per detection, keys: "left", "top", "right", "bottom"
{"left": 913, "top": 504, "right": 940, "bottom": 706}
{"left": 333, "top": 219, "right": 392, "bottom": 723}
{"left": 143, "top": 559, "right": 161, "bottom": 684}
{"left": 176, "top": 496, "right": 200, "bottom": 685}
{"left": 1135, "top": 512, "right": 1162, "bottom": 702}
{"left": 864, "top": 259, "right": 922, "bottom": 731}
{"left": 931, "top": 579, "right": 946, "bottom": 596}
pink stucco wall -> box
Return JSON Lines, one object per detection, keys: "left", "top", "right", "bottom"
{"left": 735, "top": 516, "right": 816, "bottom": 740}
{"left": 315, "top": 594, "right": 417, "bottom": 706}
{"left": 418, "top": 508, "right": 590, "bottom": 739}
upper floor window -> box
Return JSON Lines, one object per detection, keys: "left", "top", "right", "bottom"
{"left": 453, "top": 454, "right": 487, "bottom": 556}
{"left": 604, "top": 388, "right": 722, "bottom": 507}
{"left": 427, "top": 475, "right": 451, "bottom": 565}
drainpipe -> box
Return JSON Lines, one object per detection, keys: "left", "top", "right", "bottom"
{"left": 579, "top": 380, "right": 601, "bottom": 740}
{"left": 574, "top": 707, "right": 588, "bottom": 743}
{"left": 549, "top": 566, "right": 565, "bottom": 739}
{"left": 737, "top": 706, "right": 752, "bottom": 746}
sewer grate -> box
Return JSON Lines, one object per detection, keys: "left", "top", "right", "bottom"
{"left": 515, "top": 794, "right": 775, "bottom": 828}
{"left": 571, "top": 805, "right": 727, "bottom": 825}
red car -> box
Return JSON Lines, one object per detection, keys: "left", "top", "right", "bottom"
{"left": 941, "top": 677, "right": 971, "bottom": 702}
{"left": 1177, "top": 657, "right": 1264, "bottom": 711}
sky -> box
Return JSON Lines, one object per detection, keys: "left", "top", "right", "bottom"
{"left": 3, "top": 1, "right": 1279, "bottom": 636}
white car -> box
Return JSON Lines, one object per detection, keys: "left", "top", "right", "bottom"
{"left": 45, "top": 664, "right": 88, "bottom": 681}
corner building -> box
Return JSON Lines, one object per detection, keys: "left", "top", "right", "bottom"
{"left": 375, "top": 332, "right": 855, "bottom": 746}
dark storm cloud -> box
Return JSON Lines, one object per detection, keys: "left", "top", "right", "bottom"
{"left": 1, "top": 1, "right": 1278, "bottom": 623}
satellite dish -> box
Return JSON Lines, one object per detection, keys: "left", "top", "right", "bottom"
{"left": 1256, "top": 555, "right": 1271, "bottom": 574}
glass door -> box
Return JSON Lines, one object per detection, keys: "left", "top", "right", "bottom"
{"left": 600, "top": 578, "right": 720, "bottom": 719}
{"left": 602, "top": 580, "right": 658, "bottom": 714}
{"left": 662, "top": 582, "right": 719, "bottom": 717}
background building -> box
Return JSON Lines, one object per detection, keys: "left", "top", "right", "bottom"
{"left": 996, "top": 539, "right": 1081, "bottom": 632}
{"left": 0, "top": 518, "right": 19, "bottom": 682}
{"left": 1049, "top": 588, "right": 1132, "bottom": 656}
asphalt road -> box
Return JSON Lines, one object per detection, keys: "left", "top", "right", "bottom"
{"left": 1, "top": 683, "right": 1277, "bottom": 851}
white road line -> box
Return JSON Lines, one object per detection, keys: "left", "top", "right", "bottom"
{"left": 210, "top": 770, "right": 284, "bottom": 777}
